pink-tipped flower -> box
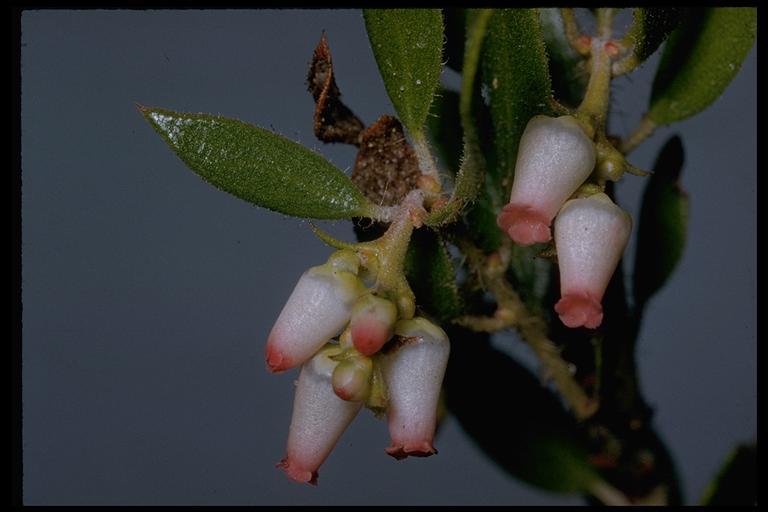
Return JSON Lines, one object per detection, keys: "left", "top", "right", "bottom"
{"left": 277, "top": 345, "right": 363, "bottom": 485}
{"left": 350, "top": 294, "right": 398, "bottom": 356}
{"left": 265, "top": 251, "right": 365, "bottom": 373}
{"left": 497, "top": 115, "right": 596, "bottom": 246}
{"left": 554, "top": 193, "right": 632, "bottom": 329}
{"left": 380, "top": 317, "right": 450, "bottom": 460}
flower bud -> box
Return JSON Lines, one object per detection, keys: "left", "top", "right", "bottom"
{"left": 553, "top": 193, "right": 632, "bottom": 329}
{"left": 350, "top": 294, "right": 398, "bottom": 356}
{"left": 265, "top": 262, "right": 365, "bottom": 373}
{"left": 332, "top": 355, "right": 373, "bottom": 402}
{"left": 277, "top": 346, "right": 363, "bottom": 485}
{"left": 380, "top": 317, "right": 450, "bottom": 459}
{"left": 497, "top": 115, "right": 596, "bottom": 246}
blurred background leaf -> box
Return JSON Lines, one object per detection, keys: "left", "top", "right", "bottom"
{"left": 444, "top": 326, "right": 601, "bottom": 495}
{"left": 700, "top": 442, "right": 756, "bottom": 505}
{"left": 633, "top": 135, "right": 688, "bottom": 310}
{"left": 648, "top": 7, "right": 756, "bottom": 125}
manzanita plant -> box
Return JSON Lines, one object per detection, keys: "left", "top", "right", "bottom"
{"left": 139, "top": 8, "right": 756, "bottom": 505}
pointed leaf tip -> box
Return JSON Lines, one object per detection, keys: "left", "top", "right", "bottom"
{"left": 140, "top": 106, "right": 374, "bottom": 220}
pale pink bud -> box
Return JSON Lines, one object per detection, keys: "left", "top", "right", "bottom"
{"left": 265, "top": 261, "right": 364, "bottom": 373}
{"left": 380, "top": 317, "right": 450, "bottom": 460}
{"left": 554, "top": 193, "right": 632, "bottom": 329}
{"left": 331, "top": 355, "right": 373, "bottom": 402}
{"left": 277, "top": 346, "right": 363, "bottom": 485}
{"left": 350, "top": 294, "right": 398, "bottom": 356}
{"left": 497, "top": 115, "right": 596, "bottom": 246}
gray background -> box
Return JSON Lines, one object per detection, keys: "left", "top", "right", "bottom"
{"left": 21, "top": 9, "right": 756, "bottom": 506}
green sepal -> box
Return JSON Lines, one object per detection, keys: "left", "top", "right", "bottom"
{"left": 139, "top": 106, "right": 374, "bottom": 220}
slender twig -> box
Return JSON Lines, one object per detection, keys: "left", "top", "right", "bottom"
{"left": 411, "top": 131, "right": 442, "bottom": 186}
{"left": 454, "top": 237, "right": 598, "bottom": 420}
{"left": 560, "top": 8, "right": 591, "bottom": 56}
{"left": 620, "top": 116, "right": 657, "bottom": 155}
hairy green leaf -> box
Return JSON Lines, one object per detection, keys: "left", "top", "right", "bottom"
{"left": 648, "top": 7, "right": 756, "bottom": 125}
{"left": 482, "top": 9, "right": 553, "bottom": 200}
{"left": 363, "top": 9, "right": 444, "bottom": 136}
{"left": 633, "top": 136, "right": 688, "bottom": 308}
{"left": 625, "top": 8, "right": 683, "bottom": 64}
{"left": 405, "top": 229, "right": 462, "bottom": 321}
{"left": 140, "top": 106, "right": 373, "bottom": 219}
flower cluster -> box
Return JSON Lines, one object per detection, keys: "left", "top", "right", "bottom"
{"left": 497, "top": 115, "right": 632, "bottom": 329}
{"left": 266, "top": 246, "right": 450, "bottom": 485}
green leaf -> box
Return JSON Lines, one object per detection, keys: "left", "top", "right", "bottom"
{"left": 363, "top": 9, "right": 444, "bottom": 136}
{"left": 624, "top": 8, "right": 683, "bottom": 64}
{"left": 482, "top": 8, "right": 553, "bottom": 200}
{"left": 404, "top": 229, "right": 461, "bottom": 321}
{"left": 539, "top": 8, "right": 586, "bottom": 108}
{"left": 633, "top": 135, "right": 688, "bottom": 308}
{"left": 648, "top": 7, "right": 756, "bottom": 125}
{"left": 139, "top": 106, "right": 374, "bottom": 220}
{"left": 445, "top": 326, "right": 599, "bottom": 494}
{"left": 700, "top": 443, "right": 756, "bottom": 505}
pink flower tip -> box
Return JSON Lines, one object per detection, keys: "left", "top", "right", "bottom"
{"left": 384, "top": 441, "right": 437, "bottom": 460}
{"left": 351, "top": 322, "right": 389, "bottom": 356}
{"left": 554, "top": 292, "right": 604, "bottom": 329}
{"left": 265, "top": 342, "right": 290, "bottom": 373}
{"left": 497, "top": 204, "right": 552, "bottom": 246}
{"left": 276, "top": 457, "right": 318, "bottom": 485}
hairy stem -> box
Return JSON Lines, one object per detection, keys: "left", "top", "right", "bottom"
{"left": 455, "top": 237, "right": 598, "bottom": 420}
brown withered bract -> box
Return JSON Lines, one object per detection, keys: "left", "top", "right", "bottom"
{"left": 307, "top": 32, "right": 365, "bottom": 146}
{"left": 352, "top": 116, "right": 421, "bottom": 207}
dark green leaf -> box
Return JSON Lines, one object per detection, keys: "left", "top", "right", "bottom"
{"left": 140, "top": 106, "right": 374, "bottom": 220}
{"left": 701, "top": 443, "right": 756, "bottom": 505}
{"left": 649, "top": 7, "right": 756, "bottom": 125}
{"left": 633, "top": 136, "right": 688, "bottom": 308}
{"left": 426, "top": 88, "right": 462, "bottom": 175}
{"left": 539, "top": 8, "right": 587, "bottom": 108}
{"left": 482, "top": 8, "right": 553, "bottom": 200}
{"left": 445, "top": 326, "right": 598, "bottom": 494}
{"left": 363, "top": 9, "right": 444, "bottom": 136}
{"left": 624, "top": 8, "right": 683, "bottom": 64}
{"left": 404, "top": 229, "right": 461, "bottom": 321}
